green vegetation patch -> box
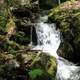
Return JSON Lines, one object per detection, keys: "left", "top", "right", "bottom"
{"left": 48, "top": 1, "right": 80, "bottom": 62}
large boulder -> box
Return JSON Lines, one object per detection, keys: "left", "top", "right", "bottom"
{"left": 49, "top": 1, "right": 80, "bottom": 63}
{"left": 0, "top": 51, "right": 57, "bottom": 80}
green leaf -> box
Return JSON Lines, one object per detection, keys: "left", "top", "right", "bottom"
{"left": 29, "top": 69, "right": 43, "bottom": 79}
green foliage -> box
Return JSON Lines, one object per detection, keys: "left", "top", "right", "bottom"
{"left": 4, "top": 0, "right": 20, "bottom": 7}
{"left": 49, "top": 9, "right": 73, "bottom": 32}
{"left": 49, "top": 4, "right": 80, "bottom": 33}
{"left": 0, "top": 51, "right": 57, "bottom": 80}
{"left": 29, "top": 69, "right": 44, "bottom": 79}
{"left": 0, "top": 10, "right": 7, "bottom": 34}
{"left": 49, "top": 1, "right": 80, "bottom": 62}
{"left": 47, "top": 58, "right": 57, "bottom": 78}
{"left": 11, "top": 31, "right": 30, "bottom": 45}
{"left": 0, "top": 0, "right": 58, "bottom": 79}
{"left": 29, "top": 53, "right": 57, "bottom": 80}
{"left": 1, "top": 40, "right": 20, "bottom": 54}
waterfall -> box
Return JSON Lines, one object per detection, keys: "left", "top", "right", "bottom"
{"left": 33, "top": 16, "right": 60, "bottom": 58}
{"left": 57, "top": 57, "right": 80, "bottom": 80}
{"left": 33, "top": 16, "right": 80, "bottom": 80}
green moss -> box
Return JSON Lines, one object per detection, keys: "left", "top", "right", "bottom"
{"left": 0, "top": 40, "right": 21, "bottom": 54}
{"left": 49, "top": 1, "right": 80, "bottom": 62}
{"left": 29, "top": 69, "right": 44, "bottom": 79}
{"left": 28, "top": 53, "right": 57, "bottom": 80}
{"left": 10, "top": 31, "right": 30, "bottom": 45}
{"left": 0, "top": 9, "right": 8, "bottom": 34}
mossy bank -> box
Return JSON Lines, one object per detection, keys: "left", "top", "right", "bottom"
{"left": 49, "top": 1, "right": 80, "bottom": 63}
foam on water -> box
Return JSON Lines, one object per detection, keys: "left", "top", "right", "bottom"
{"left": 32, "top": 16, "right": 80, "bottom": 80}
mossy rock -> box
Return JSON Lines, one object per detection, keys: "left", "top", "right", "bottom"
{"left": 0, "top": 51, "right": 57, "bottom": 80}
{"left": 48, "top": 1, "right": 80, "bottom": 63}
{"left": 16, "top": 51, "right": 57, "bottom": 80}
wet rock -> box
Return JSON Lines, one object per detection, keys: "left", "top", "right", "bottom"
{"left": 16, "top": 51, "right": 57, "bottom": 80}
{"left": 0, "top": 0, "right": 4, "bottom": 8}
{"left": 5, "top": 59, "right": 20, "bottom": 69}
{"left": 49, "top": 0, "right": 80, "bottom": 63}
{"left": 12, "top": 7, "right": 33, "bottom": 18}
{"left": 39, "top": 0, "right": 58, "bottom": 10}
{"left": 0, "top": 47, "right": 57, "bottom": 80}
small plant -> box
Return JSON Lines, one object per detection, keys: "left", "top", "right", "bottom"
{"left": 29, "top": 69, "right": 44, "bottom": 79}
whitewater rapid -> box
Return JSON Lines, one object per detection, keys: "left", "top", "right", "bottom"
{"left": 32, "top": 16, "right": 80, "bottom": 80}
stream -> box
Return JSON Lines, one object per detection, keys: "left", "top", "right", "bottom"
{"left": 32, "top": 15, "right": 80, "bottom": 80}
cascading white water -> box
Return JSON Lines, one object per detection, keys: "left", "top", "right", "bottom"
{"left": 33, "top": 16, "right": 80, "bottom": 80}
{"left": 33, "top": 16, "right": 60, "bottom": 58}
{"left": 34, "top": 22, "right": 60, "bottom": 58}
{"left": 57, "top": 57, "right": 80, "bottom": 80}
